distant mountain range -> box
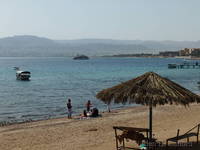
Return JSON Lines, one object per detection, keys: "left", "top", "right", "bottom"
{"left": 0, "top": 35, "right": 200, "bottom": 57}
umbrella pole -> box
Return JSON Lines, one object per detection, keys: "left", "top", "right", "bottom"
{"left": 149, "top": 104, "right": 152, "bottom": 141}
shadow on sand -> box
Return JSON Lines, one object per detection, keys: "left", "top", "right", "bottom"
{"left": 139, "top": 142, "right": 200, "bottom": 150}
{"left": 163, "top": 142, "right": 200, "bottom": 150}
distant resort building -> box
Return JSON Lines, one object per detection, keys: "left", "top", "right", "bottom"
{"left": 159, "top": 48, "right": 200, "bottom": 57}
{"left": 179, "top": 48, "right": 192, "bottom": 56}
{"left": 179, "top": 48, "right": 200, "bottom": 57}
{"left": 191, "top": 48, "right": 200, "bottom": 57}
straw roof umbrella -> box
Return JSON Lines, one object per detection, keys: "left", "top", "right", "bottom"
{"left": 96, "top": 72, "right": 200, "bottom": 140}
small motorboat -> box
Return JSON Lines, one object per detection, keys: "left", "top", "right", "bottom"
{"left": 14, "top": 67, "right": 31, "bottom": 81}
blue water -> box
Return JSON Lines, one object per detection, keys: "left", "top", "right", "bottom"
{"left": 0, "top": 57, "right": 199, "bottom": 123}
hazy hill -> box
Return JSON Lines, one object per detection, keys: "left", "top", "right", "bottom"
{"left": 0, "top": 35, "right": 62, "bottom": 57}
{"left": 0, "top": 35, "right": 55, "bottom": 47}
{"left": 57, "top": 39, "right": 200, "bottom": 49}
{"left": 0, "top": 35, "right": 200, "bottom": 57}
{"left": 0, "top": 36, "right": 148, "bottom": 57}
{"left": 56, "top": 39, "right": 200, "bottom": 53}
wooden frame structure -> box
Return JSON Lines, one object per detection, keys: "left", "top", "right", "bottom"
{"left": 113, "top": 126, "right": 150, "bottom": 150}
{"left": 166, "top": 124, "right": 200, "bottom": 148}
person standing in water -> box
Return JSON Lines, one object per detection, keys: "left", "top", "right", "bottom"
{"left": 107, "top": 103, "right": 111, "bottom": 113}
{"left": 67, "top": 99, "right": 72, "bottom": 119}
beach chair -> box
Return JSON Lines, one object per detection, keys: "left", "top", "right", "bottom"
{"left": 113, "top": 126, "right": 150, "bottom": 150}
{"left": 166, "top": 123, "right": 200, "bottom": 148}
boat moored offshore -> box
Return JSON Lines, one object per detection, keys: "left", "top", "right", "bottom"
{"left": 73, "top": 55, "right": 89, "bottom": 60}
{"left": 14, "top": 67, "right": 31, "bottom": 81}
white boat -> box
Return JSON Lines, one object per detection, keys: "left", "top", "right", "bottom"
{"left": 14, "top": 67, "right": 31, "bottom": 80}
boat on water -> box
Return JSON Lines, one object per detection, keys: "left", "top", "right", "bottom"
{"left": 168, "top": 64, "right": 177, "bottom": 69}
{"left": 14, "top": 67, "right": 31, "bottom": 81}
{"left": 73, "top": 55, "right": 89, "bottom": 60}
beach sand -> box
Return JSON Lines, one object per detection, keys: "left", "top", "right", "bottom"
{"left": 0, "top": 104, "right": 200, "bottom": 150}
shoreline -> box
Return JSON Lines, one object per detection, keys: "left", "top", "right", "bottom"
{"left": 0, "top": 105, "right": 139, "bottom": 127}
{"left": 1, "top": 93, "right": 199, "bottom": 127}
{"left": 101, "top": 55, "right": 200, "bottom": 60}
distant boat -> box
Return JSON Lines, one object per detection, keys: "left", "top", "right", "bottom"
{"left": 73, "top": 55, "right": 89, "bottom": 60}
{"left": 14, "top": 67, "right": 31, "bottom": 81}
{"left": 168, "top": 64, "right": 177, "bottom": 69}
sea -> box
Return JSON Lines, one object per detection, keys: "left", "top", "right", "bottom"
{"left": 0, "top": 57, "right": 199, "bottom": 123}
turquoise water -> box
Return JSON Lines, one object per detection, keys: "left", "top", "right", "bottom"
{"left": 0, "top": 57, "right": 199, "bottom": 123}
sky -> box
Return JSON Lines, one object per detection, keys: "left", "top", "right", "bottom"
{"left": 0, "top": 0, "right": 200, "bottom": 41}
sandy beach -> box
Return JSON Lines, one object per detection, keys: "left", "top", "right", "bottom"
{"left": 0, "top": 103, "right": 200, "bottom": 150}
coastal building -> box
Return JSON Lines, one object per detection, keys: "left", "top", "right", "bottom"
{"left": 191, "top": 48, "right": 200, "bottom": 57}
{"left": 179, "top": 48, "right": 200, "bottom": 56}
{"left": 179, "top": 48, "right": 192, "bottom": 56}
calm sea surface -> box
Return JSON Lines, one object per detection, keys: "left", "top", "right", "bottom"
{"left": 0, "top": 57, "right": 199, "bottom": 123}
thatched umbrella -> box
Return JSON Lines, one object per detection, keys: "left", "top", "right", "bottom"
{"left": 96, "top": 72, "right": 200, "bottom": 140}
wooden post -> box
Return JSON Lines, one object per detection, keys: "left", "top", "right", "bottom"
{"left": 123, "top": 138, "right": 125, "bottom": 148}
{"left": 176, "top": 129, "right": 180, "bottom": 146}
{"left": 114, "top": 128, "right": 119, "bottom": 150}
{"left": 149, "top": 103, "right": 153, "bottom": 141}
{"left": 197, "top": 124, "right": 199, "bottom": 143}
{"left": 107, "top": 104, "right": 111, "bottom": 113}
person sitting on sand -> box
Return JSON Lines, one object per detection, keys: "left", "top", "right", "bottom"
{"left": 90, "top": 108, "right": 99, "bottom": 117}
{"left": 67, "top": 99, "right": 72, "bottom": 119}
{"left": 83, "top": 110, "right": 87, "bottom": 117}
{"left": 79, "top": 110, "right": 88, "bottom": 120}
{"left": 86, "top": 100, "right": 92, "bottom": 112}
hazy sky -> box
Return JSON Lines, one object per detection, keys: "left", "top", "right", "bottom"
{"left": 0, "top": 0, "right": 200, "bottom": 40}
